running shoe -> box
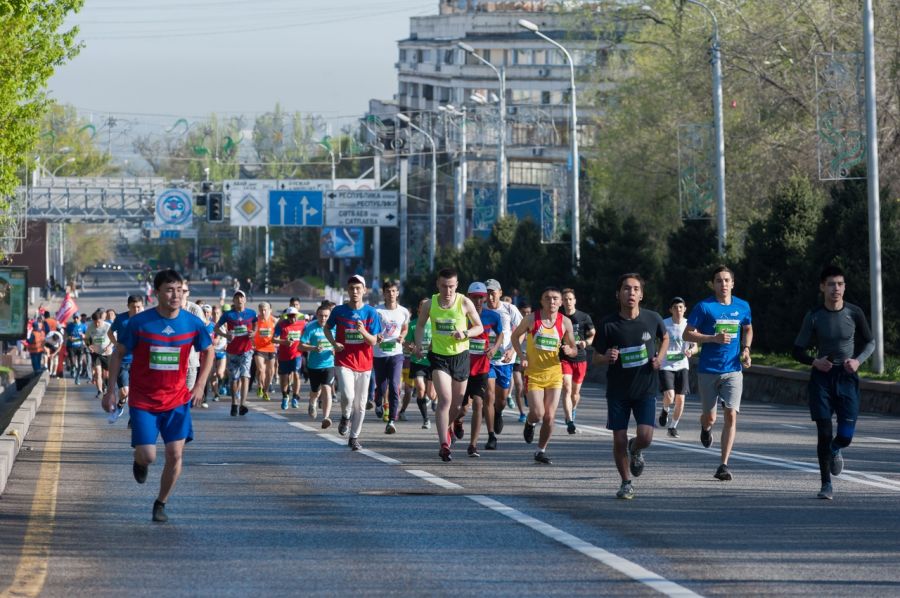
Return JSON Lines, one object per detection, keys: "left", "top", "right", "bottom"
{"left": 338, "top": 416, "right": 350, "bottom": 436}
{"left": 133, "top": 461, "right": 148, "bottom": 484}
{"left": 534, "top": 451, "right": 552, "bottom": 464}
{"left": 374, "top": 403, "right": 384, "bottom": 419}
{"left": 518, "top": 413, "right": 527, "bottom": 423}
{"left": 506, "top": 396, "right": 515, "bottom": 409}
{"left": 700, "top": 428, "right": 712, "bottom": 448}
{"left": 230, "top": 405, "right": 238, "bottom": 417}
{"left": 628, "top": 438, "right": 645, "bottom": 478}
{"left": 257, "top": 387, "right": 264, "bottom": 398}
{"left": 281, "top": 398, "right": 289, "bottom": 410}
{"left": 385, "top": 421, "right": 397, "bottom": 434}
{"left": 211, "top": 395, "right": 219, "bottom": 402}
{"left": 349, "top": 437, "right": 362, "bottom": 451}
{"left": 398, "top": 411, "right": 408, "bottom": 422}
{"left": 439, "top": 444, "right": 452, "bottom": 462}
{"left": 817, "top": 482, "right": 834, "bottom": 500}
{"left": 422, "top": 418, "right": 431, "bottom": 430}
{"left": 829, "top": 449, "right": 844, "bottom": 476}
{"left": 658, "top": 409, "right": 669, "bottom": 428}
{"left": 453, "top": 419, "right": 465, "bottom": 440}
{"left": 667, "top": 427, "right": 679, "bottom": 438}
{"left": 263, "top": 392, "right": 270, "bottom": 402}
{"left": 108, "top": 404, "right": 125, "bottom": 424}
{"left": 201, "top": 400, "right": 209, "bottom": 409}
{"left": 308, "top": 403, "right": 317, "bottom": 420}
{"left": 430, "top": 400, "right": 437, "bottom": 412}
{"left": 494, "top": 412, "right": 505, "bottom": 434}
{"left": 321, "top": 417, "right": 332, "bottom": 429}
{"left": 566, "top": 420, "right": 577, "bottom": 435}
{"left": 152, "top": 500, "right": 168, "bottom": 523}
{"left": 467, "top": 445, "right": 480, "bottom": 458}
{"left": 291, "top": 397, "right": 300, "bottom": 409}
{"left": 523, "top": 421, "right": 536, "bottom": 444}
{"left": 714, "top": 464, "right": 733, "bottom": 481}
{"left": 366, "top": 400, "right": 375, "bottom": 411}
{"left": 616, "top": 481, "right": 635, "bottom": 500}
{"left": 485, "top": 433, "right": 497, "bottom": 450}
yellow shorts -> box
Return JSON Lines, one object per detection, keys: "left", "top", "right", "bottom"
{"left": 525, "top": 365, "right": 563, "bottom": 391}
{"left": 402, "top": 368, "right": 411, "bottom": 386}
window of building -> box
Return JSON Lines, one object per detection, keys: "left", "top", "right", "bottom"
{"left": 516, "top": 49, "right": 531, "bottom": 65}
{"left": 422, "top": 49, "right": 433, "bottom": 63}
{"left": 444, "top": 49, "right": 455, "bottom": 64}
{"left": 423, "top": 84, "right": 434, "bottom": 101}
{"left": 399, "top": 81, "right": 408, "bottom": 95}
{"left": 409, "top": 83, "right": 419, "bottom": 98}
{"left": 399, "top": 49, "right": 407, "bottom": 63}
{"left": 509, "top": 161, "right": 554, "bottom": 186}
{"left": 533, "top": 49, "right": 547, "bottom": 65}
{"left": 439, "top": 86, "right": 451, "bottom": 103}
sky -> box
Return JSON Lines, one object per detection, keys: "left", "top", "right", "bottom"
{"left": 48, "top": 0, "right": 435, "bottom": 123}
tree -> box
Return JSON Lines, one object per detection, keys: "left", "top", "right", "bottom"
{"left": 33, "top": 103, "right": 113, "bottom": 177}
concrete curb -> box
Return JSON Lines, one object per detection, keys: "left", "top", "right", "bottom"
{"left": 0, "top": 371, "right": 49, "bottom": 496}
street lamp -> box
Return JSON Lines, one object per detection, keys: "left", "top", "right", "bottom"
{"left": 682, "top": 0, "right": 727, "bottom": 255}
{"left": 457, "top": 41, "right": 508, "bottom": 218}
{"left": 518, "top": 18, "right": 581, "bottom": 271}
{"left": 440, "top": 104, "right": 467, "bottom": 250}
{"left": 50, "top": 157, "right": 75, "bottom": 178}
{"left": 397, "top": 113, "right": 437, "bottom": 272}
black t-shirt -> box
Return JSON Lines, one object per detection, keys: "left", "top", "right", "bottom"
{"left": 560, "top": 309, "right": 595, "bottom": 363}
{"left": 594, "top": 309, "right": 666, "bottom": 400}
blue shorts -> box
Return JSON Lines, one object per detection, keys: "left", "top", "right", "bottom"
{"left": 130, "top": 403, "right": 193, "bottom": 447}
{"left": 227, "top": 351, "right": 253, "bottom": 379}
{"left": 808, "top": 368, "right": 860, "bottom": 424}
{"left": 606, "top": 395, "right": 657, "bottom": 431}
{"left": 215, "top": 351, "right": 226, "bottom": 360}
{"left": 117, "top": 361, "right": 131, "bottom": 389}
{"left": 278, "top": 357, "right": 302, "bottom": 376}
{"left": 488, "top": 363, "right": 513, "bottom": 389}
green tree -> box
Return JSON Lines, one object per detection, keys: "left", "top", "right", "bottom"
{"left": 33, "top": 103, "right": 113, "bottom": 177}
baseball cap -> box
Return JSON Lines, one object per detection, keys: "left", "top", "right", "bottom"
{"left": 233, "top": 290, "right": 246, "bottom": 298}
{"left": 284, "top": 306, "right": 300, "bottom": 316}
{"left": 348, "top": 274, "right": 366, "bottom": 287}
{"left": 670, "top": 296, "right": 685, "bottom": 306}
{"left": 467, "top": 282, "right": 488, "bottom": 296}
{"left": 485, "top": 279, "right": 502, "bottom": 291}
{"left": 201, "top": 304, "right": 212, "bottom": 312}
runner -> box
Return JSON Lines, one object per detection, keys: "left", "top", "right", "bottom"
{"left": 683, "top": 265, "right": 753, "bottom": 482}
{"left": 373, "top": 281, "right": 410, "bottom": 434}
{"left": 415, "top": 267, "right": 483, "bottom": 462}
{"left": 298, "top": 303, "right": 336, "bottom": 428}
{"left": 324, "top": 275, "right": 381, "bottom": 450}
{"left": 657, "top": 297, "right": 695, "bottom": 437}
{"left": 511, "top": 286, "right": 578, "bottom": 465}
{"left": 459, "top": 282, "right": 504, "bottom": 457}
{"left": 64, "top": 313, "right": 87, "bottom": 384}
{"left": 108, "top": 295, "right": 145, "bottom": 423}
{"left": 559, "top": 288, "right": 595, "bottom": 434}
{"left": 253, "top": 302, "right": 277, "bottom": 401}
{"left": 216, "top": 290, "right": 258, "bottom": 416}
{"left": 200, "top": 304, "right": 215, "bottom": 408}
{"left": 404, "top": 312, "right": 434, "bottom": 430}
{"left": 86, "top": 309, "right": 114, "bottom": 397}
{"left": 511, "top": 304, "right": 532, "bottom": 422}
{"left": 484, "top": 279, "right": 521, "bottom": 440}
{"left": 792, "top": 265, "right": 876, "bottom": 500}
{"left": 45, "top": 329, "right": 64, "bottom": 377}
{"left": 593, "top": 274, "right": 668, "bottom": 498}
{"left": 26, "top": 315, "right": 47, "bottom": 372}
{"left": 209, "top": 304, "right": 228, "bottom": 402}
{"left": 180, "top": 281, "right": 206, "bottom": 399}
{"left": 102, "top": 269, "right": 213, "bottom": 523}
{"left": 274, "top": 307, "right": 307, "bottom": 409}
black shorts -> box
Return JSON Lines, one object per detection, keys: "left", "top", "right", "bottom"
{"left": 91, "top": 353, "right": 110, "bottom": 370}
{"left": 410, "top": 361, "right": 431, "bottom": 379}
{"left": 464, "top": 372, "right": 489, "bottom": 401}
{"left": 428, "top": 351, "right": 469, "bottom": 382}
{"left": 808, "top": 368, "right": 860, "bottom": 423}
{"left": 308, "top": 367, "right": 335, "bottom": 393}
{"left": 513, "top": 362, "right": 524, "bottom": 373}
{"left": 659, "top": 369, "right": 690, "bottom": 395}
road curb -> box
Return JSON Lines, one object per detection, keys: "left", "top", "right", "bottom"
{"left": 0, "top": 371, "right": 49, "bottom": 496}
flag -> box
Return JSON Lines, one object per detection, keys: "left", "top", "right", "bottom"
{"left": 56, "top": 293, "right": 78, "bottom": 324}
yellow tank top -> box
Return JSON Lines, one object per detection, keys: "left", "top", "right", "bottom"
{"left": 429, "top": 294, "right": 468, "bottom": 356}
{"left": 525, "top": 310, "right": 563, "bottom": 373}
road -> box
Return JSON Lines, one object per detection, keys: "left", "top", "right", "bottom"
{"left": 5, "top": 273, "right": 899, "bottom": 596}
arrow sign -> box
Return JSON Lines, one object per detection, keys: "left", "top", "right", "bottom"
{"left": 324, "top": 190, "right": 398, "bottom": 227}
{"left": 268, "top": 190, "right": 323, "bottom": 227}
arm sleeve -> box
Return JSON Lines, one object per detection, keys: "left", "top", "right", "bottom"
{"left": 792, "top": 311, "right": 815, "bottom": 365}
{"left": 592, "top": 321, "right": 608, "bottom": 353}
{"left": 792, "top": 345, "right": 815, "bottom": 366}
{"left": 852, "top": 306, "right": 876, "bottom": 364}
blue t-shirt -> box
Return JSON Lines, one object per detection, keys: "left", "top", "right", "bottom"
{"left": 300, "top": 321, "right": 336, "bottom": 370}
{"left": 687, "top": 296, "right": 752, "bottom": 374}
{"left": 110, "top": 311, "right": 136, "bottom": 364}
{"left": 65, "top": 322, "right": 86, "bottom": 348}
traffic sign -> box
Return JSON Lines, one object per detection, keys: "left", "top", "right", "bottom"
{"left": 223, "top": 179, "right": 276, "bottom": 227}
{"left": 154, "top": 188, "right": 193, "bottom": 229}
{"left": 268, "top": 190, "right": 323, "bottom": 227}
{"left": 324, "top": 190, "right": 398, "bottom": 227}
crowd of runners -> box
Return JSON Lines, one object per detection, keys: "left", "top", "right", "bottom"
{"left": 26, "top": 262, "right": 871, "bottom": 522}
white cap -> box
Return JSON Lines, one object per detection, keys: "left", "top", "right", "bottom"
{"left": 284, "top": 306, "right": 300, "bottom": 316}
{"left": 348, "top": 274, "right": 366, "bottom": 287}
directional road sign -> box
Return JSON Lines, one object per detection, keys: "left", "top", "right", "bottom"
{"left": 324, "top": 190, "right": 398, "bottom": 227}
{"left": 268, "top": 190, "right": 323, "bottom": 227}
{"left": 224, "top": 179, "right": 276, "bottom": 227}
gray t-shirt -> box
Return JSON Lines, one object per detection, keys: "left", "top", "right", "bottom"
{"left": 793, "top": 303, "right": 875, "bottom": 365}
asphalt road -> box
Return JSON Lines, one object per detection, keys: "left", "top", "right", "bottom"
{"left": 6, "top": 273, "right": 899, "bottom": 597}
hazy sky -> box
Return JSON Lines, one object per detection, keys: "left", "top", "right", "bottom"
{"left": 48, "top": 0, "right": 435, "bottom": 122}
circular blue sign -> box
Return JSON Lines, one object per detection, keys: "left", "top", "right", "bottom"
{"left": 156, "top": 189, "right": 193, "bottom": 226}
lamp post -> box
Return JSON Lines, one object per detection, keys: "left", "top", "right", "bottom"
{"left": 439, "top": 104, "right": 467, "bottom": 250}
{"left": 683, "top": 0, "right": 726, "bottom": 255}
{"left": 397, "top": 113, "right": 437, "bottom": 272}
{"left": 458, "top": 42, "right": 507, "bottom": 218}
{"left": 518, "top": 19, "right": 580, "bottom": 271}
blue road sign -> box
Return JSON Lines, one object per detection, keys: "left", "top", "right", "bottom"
{"left": 268, "top": 190, "right": 323, "bottom": 227}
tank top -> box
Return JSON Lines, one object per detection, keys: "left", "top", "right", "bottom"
{"left": 429, "top": 294, "right": 468, "bottom": 356}
{"left": 525, "top": 310, "right": 564, "bottom": 373}
{"left": 253, "top": 316, "right": 276, "bottom": 352}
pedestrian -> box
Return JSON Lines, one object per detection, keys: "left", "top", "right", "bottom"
{"left": 86, "top": 310, "right": 114, "bottom": 397}
{"left": 216, "top": 290, "right": 258, "bottom": 416}
{"left": 792, "top": 265, "right": 876, "bottom": 500}
{"left": 483, "top": 279, "right": 521, "bottom": 446}
{"left": 683, "top": 265, "right": 753, "bottom": 482}
{"left": 274, "top": 307, "right": 307, "bottom": 410}
{"left": 373, "top": 280, "right": 410, "bottom": 434}
{"left": 107, "top": 295, "right": 145, "bottom": 423}
{"left": 253, "top": 302, "right": 277, "bottom": 401}
{"left": 559, "top": 288, "right": 595, "bottom": 434}
{"left": 102, "top": 269, "right": 213, "bottom": 523}
{"left": 64, "top": 314, "right": 87, "bottom": 384}
{"left": 657, "top": 297, "right": 695, "bottom": 438}
{"left": 298, "top": 303, "right": 336, "bottom": 427}
{"left": 404, "top": 312, "right": 434, "bottom": 430}
{"left": 26, "top": 316, "right": 47, "bottom": 373}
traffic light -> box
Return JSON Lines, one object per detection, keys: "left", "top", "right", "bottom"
{"left": 207, "top": 192, "right": 224, "bottom": 223}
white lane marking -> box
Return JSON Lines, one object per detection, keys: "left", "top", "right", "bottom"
{"left": 360, "top": 449, "right": 401, "bottom": 465}
{"left": 318, "top": 433, "right": 346, "bottom": 445}
{"left": 288, "top": 422, "right": 317, "bottom": 432}
{"left": 405, "top": 469, "right": 464, "bottom": 490}
{"left": 781, "top": 424, "right": 806, "bottom": 429}
{"left": 263, "top": 412, "right": 288, "bottom": 420}
{"left": 856, "top": 436, "right": 900, "bottom": 444}
{"left": 467, "top": 494, "right": 703, "bottom": 598}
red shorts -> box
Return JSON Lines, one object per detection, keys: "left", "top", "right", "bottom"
{"left": 561, "top": 360, "right": 587, "bottom": 384}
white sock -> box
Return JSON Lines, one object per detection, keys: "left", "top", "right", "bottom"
{"left": 672, "top": 418, "right": 679, "bottom": 428}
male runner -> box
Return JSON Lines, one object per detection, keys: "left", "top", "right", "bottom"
{"left": 511, "top": 286, "right": 578, "bottom": 465}
{"left": 559, "top": 288, "right": 595, "bottom": 434}
{"left": 511, "top": 304, "right": 532, "bottom": 422}
{"left": 253, "top": 301, "right": 277, "bottom": 401}
{"left": 180, "top": 281, "right": 206, "bottom": 397}
{"left": 405, "top": 313, "right": 434, "bottom": 429}
{"left": 658, "top": 297, "right": 695, "bottom": 437}
{"left": 108, "top": 295, "right": 145, "bottom": 423}
{"left": 274, "top": 307, "right": 307, "bottom": 410}
{"left": 683, "top": 265, "right": 753, "bottom": 482}
{"left": 415, "top": 268, "right": 483, "bottom": 462}
{"left": 373, "top": 281, "right": 410, "bottom": 433}
{"left": 484, "top": 279, "right": 521, "bottom": 438}
{"left": 217, "top": 290, "right": 258, "bottom": 416}
{"left": 86, "top": 309, "right": 114, "bottom": 397}
{"left": 325, "top": 275, "right": 381, "bottom": 450}
{"left": 64, "top": 313, "right": 87, "bottom": 384}
{"left": 102, "top": 269, "right": 213, "bottom": 523}
{"left": 299, "top": 303, "right": 336, "bottom": 428}
{"left": 793, "top": 265, "right": 876, "bottom": 500}
{"left": 593, "top": 274, "right": 668, "bottom": 498}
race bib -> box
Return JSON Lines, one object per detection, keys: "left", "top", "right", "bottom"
{"left": 287, "top": 331, "right": 302, "bottom": 342}
{"left": 714, "top": 319, "right": 740, "bottom": 335}
{"left": 92, "top": 335, "right": 106, "bottom": 345}
{"left": 317, "top": 340, "right": 333, "bottom": 352}
{"left": 345, "top": 329, "right": 364, "bottom": 344}
{"left": 434, "top": 318, "right": 456, "bottom": 335}
{"left": 620, "top": 344, "right": 649, "bottom": 368}
{"left": 666, "top": 352, "right": 685, "bottom": 362}
{"left": 469, "top": 338, "right": 487, "bottom": 355}
{"left": 149, "top": 345, "right": 180, "bottom": 371}
{"left": 379, "top": 340, "right": 397, "bottom": 352}
{"left": 233, "top": 325, "right": 249, "bottom": 337}
{"left": 535, "top": 331, "right": 559, "bottom": 352}
{"left": 258, "top": 328, "right": 271, "bottom": 338}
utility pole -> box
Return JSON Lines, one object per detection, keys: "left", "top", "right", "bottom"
{"left": 373, "top": 152, "right": 381, "bottom": 289}
{"left": 399, "top": 157, "right": 408, "bottom": 286}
